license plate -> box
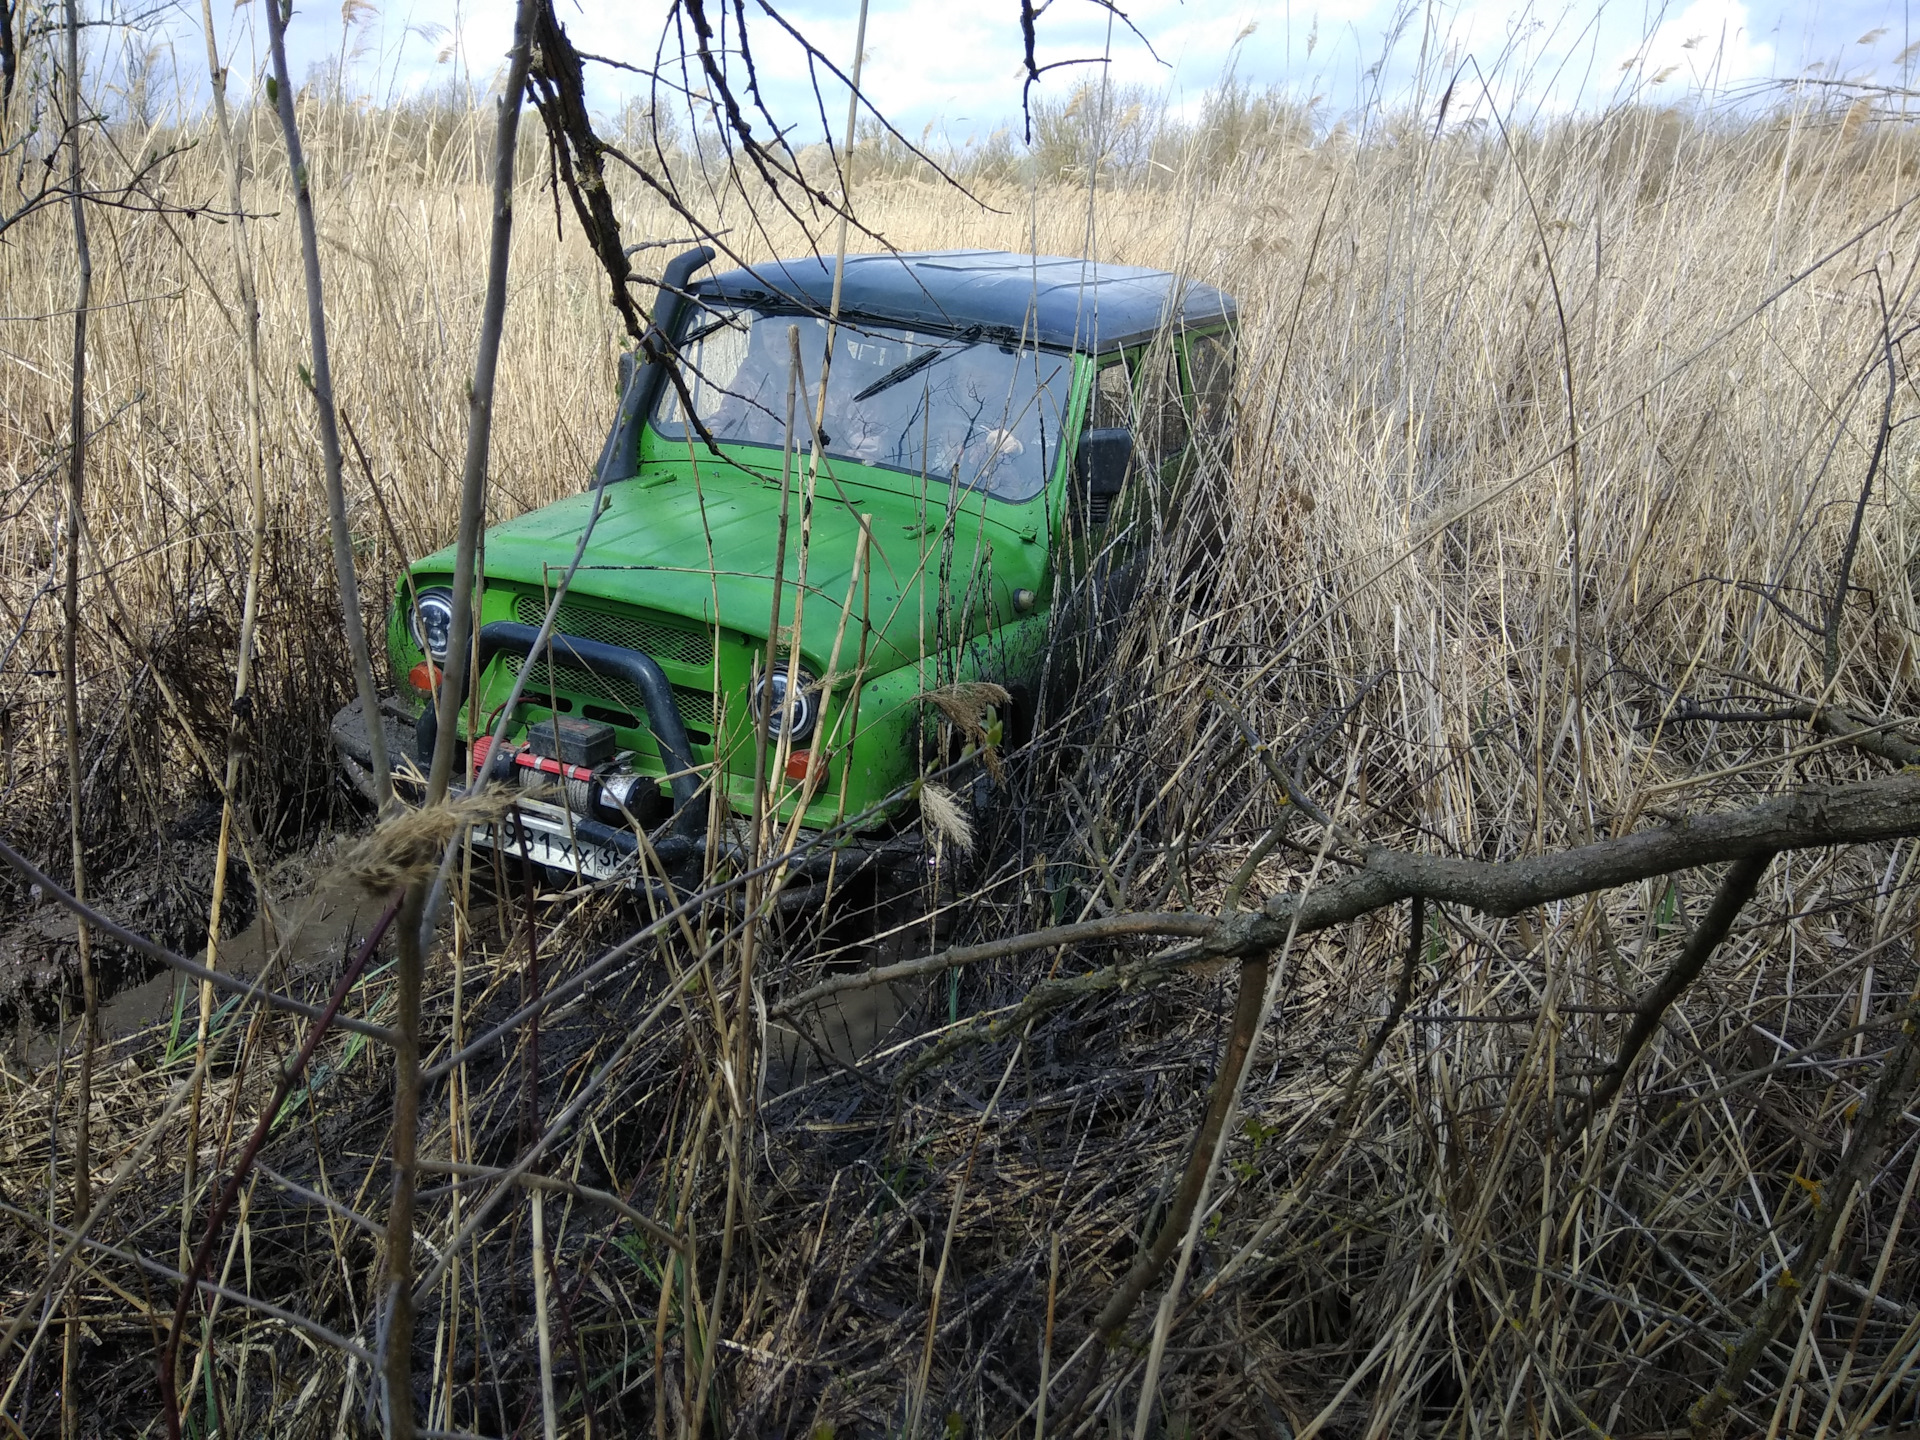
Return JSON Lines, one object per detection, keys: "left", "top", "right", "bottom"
{"left": 474, "top": 810, "right": 632, "bottom": 883}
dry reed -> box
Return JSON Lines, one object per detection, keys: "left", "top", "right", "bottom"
{"left": 2, "top": 77, "right": 1920, "bottom": 1437}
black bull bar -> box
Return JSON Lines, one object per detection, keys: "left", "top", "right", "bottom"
{"left": 446, "top": 622, "right": 922, "bottom": 887}
{"left": 416, "top": 620, "right": 705, "bottom": 828}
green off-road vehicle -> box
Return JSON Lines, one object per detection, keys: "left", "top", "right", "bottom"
{"left": 333, "top": 248, "right": 1235, "bottom": 887}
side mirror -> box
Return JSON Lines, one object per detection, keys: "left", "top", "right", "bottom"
{"left": 1076, "top": 427, "right": 1133, "bottom": 497}
{"left": 1075, "top": 428, "right": 1132, "bottom": 524}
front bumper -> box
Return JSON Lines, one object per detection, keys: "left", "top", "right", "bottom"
{"left": 329, "top": 694, "right": 924, "bottom": 893}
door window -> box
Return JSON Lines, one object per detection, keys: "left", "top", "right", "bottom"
{"left": 1088, "top": 350, "right": 1187, "bottom": 468}
{"left": 1091, "top": 359, "right": 1132, "bottom": 430}
{"left": 1133, "top": 346, "right": 1188, "bottom": 472}
{"left": 1185, "top": 333, "right": 1232, "bottom": 437}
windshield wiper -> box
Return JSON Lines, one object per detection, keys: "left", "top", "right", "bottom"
{"left": 852, "top": 347, "right": 945, "bottom": 403}
{"left": 679, "top": 315, "right": 740, "bottom": 348}
{"left": 851, "top": 327, "right": 980, "bottom": 404}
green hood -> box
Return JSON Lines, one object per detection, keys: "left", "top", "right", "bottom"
{"left": 425, "top": 460, "right": 1050, "bottom": 675}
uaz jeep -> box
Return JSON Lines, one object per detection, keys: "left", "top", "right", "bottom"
{"left": 333, "top": 248, "right": 1235, "bottom": 884}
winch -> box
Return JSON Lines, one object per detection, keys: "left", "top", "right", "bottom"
{"left": 470, "top": 716, "right": 666, "bottom": 828}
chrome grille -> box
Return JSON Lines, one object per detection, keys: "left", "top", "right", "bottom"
{"left": 511, "top": 593, "right": 713, "bottom": 669}
{"left": 504, "top": 655, "right": 717, "bottom": 737}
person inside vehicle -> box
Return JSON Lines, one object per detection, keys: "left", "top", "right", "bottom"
{"left": 928, "top": 418, "right": 1025, "bottom": 488}
{"left": 704, "top": 315, "right": 889, "bottom": 464}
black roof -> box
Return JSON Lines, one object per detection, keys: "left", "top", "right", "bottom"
{"left": 686, "top": 249, "right": 1236, "bottom": 352}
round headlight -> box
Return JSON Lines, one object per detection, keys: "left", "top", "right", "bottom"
{"left": 754, "top": 666, "right": 818, "bottom": 743}
{"left": 409, "top": 587, "right": 455, "bottom": 662}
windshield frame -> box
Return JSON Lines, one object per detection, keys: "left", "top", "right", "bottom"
{"left": 642, "top": 303, "right": 1078, "bottom": 505}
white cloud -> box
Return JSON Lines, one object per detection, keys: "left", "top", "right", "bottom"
{"left": 166, "top": 0, "right": 1880, "bottom": 136}
{"left": 1613, "top": 0, "right": 1774, "bottom": 90}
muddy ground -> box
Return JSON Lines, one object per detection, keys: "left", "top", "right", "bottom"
{"left": 3, "top": 809, "right": 928, "bottom": 1084}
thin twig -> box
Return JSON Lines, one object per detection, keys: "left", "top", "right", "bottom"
{"left": 1566, "top": 853, "right": 1773, "bottom": 1140}
{"left": 1822, "top": 273, "right": 1898, "bottom": 685}
{"left": 54, "top": 7, "right": 93, "bottom": 1433}
{"left": 262, "top": 0, "right": 390, "bottom": 812}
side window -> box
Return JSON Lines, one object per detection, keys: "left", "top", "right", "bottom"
{"left": 1134, "top": 346, "right": 1188, "bottom": 471}
{"left": 1185, "top": 333, "right": 1232, "bottom": 437}
{"left": 1091, "top": 359, "right": 1131, "bottom": 430}
{"left": 1079, "top": 361, "right": 1135, "bottom": 527}
{"left": 1089, "top": 350, "right": 1186, "bottom": 469}
{"left": 1078, "top": 348, "right": 1189, "bottom": 529}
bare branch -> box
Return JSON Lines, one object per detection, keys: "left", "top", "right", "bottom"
{"left": 796, "top": 772, "right": 1920, "bottom": 1032}
{"left": 0, "top": 1197, "right": 377, "bottom": 1367}
{"left": 1662, "top": 699, "right": 1920, "bottom": 769}
{"left": 769, "top": 911, "right": 1216, "bottom": 1020}
{"left": 263, "top": 0, "right": 391, "bottom": 809}
{"left": 54, "top": 13, "right": 97, "bottom": 1433}
{"left": 415, "top": 1159, "right": 687, "bottom": 1255}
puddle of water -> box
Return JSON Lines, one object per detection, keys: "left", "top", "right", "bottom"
{"left": 765, "top": 979, "right": 925, "bottom": 1093}
{"left": 762, "top": 892, "right": 947, "bottom": 1093}
{"left": 19, "top": 870, "right": 388, "bottom": 1069}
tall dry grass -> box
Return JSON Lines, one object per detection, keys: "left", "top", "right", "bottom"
{"left": 3, "top": 76, "right": 1920, "bottom": 1434}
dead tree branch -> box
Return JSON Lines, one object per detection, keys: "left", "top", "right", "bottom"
{"left": 524, "top": 2, "right": 647, "bottom": 345}
{"left": 56, "top": 27, "right": 96, "bottom": 1430}
{"left": 415, "top": 1160, "right": 687, "bottom": 1255}
{"left": 1017, "top": 0, "right": 1162, "bottom": 141}
{"left": 425, "top": 0, "right": 539, "bottom": 806}
{"left": 769, "top": 912, "right": 1218, "bottom": 1019}
{"left": 1660, "top": 700, "right": 1920, "bottom": 769}
{"left": 397, "top": 5, "right": 539, "bottom": 1434}
{"left": 805, "top": 773, "right": 1920, "bottom": 1030}
{"left": 0, "top": 0, "right": 16, "bottom": 107}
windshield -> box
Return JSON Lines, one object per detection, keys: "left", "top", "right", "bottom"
{"left": 650, "top": 306, "right": 1071, "bottom": 503}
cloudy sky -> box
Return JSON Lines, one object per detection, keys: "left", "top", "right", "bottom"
{"left": 161, "top": 0, "right": 1920, "bottom": 141}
